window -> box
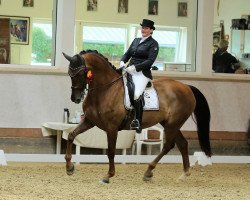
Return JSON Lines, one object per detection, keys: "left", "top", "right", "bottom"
{"left": 81, "top": 24, "right": 190, "bottom": 71}
{"left": 32, "top": 21, "right": 52, "bottom": 66}
{"left": 82, "top": 26, "right": 127, "bottom": 63}
{"left": 136, "top": 27, "right": 190, "bottom": 71}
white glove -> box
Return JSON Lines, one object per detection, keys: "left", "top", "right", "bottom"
{"left": 125, "top": 65, "right": 136, "bottom": 73}
{"left": 120, "top": 61, "right": 126, "bottom": 68}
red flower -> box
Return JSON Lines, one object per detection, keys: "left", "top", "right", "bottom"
{"left": 87, "top": 70, "right": 93, "bottom": 79}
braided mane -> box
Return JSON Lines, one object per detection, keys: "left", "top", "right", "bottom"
{"left": 79, "top": 50, "right": 117, "bottom": 71}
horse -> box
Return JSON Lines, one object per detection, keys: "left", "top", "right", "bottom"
{"left": 62, "top": 50, "right": 212, "bottom": 184}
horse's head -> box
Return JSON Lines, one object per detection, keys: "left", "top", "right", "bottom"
{"left": 63, "top": 52, "right": 88, "bottom": 104}
{"left": 63, "top": 50, "right": 121, "bottom": 103}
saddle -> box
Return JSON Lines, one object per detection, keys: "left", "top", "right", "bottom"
{"left": 123, "top": 73, "right": 159, "bottom": 111}
{"left": 118, "top": 73, "right": 159, "bottom": 131}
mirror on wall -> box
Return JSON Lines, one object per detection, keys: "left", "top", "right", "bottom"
{"left": 0, "top": 0, "right": 54, "bottom": 66}
{"left": 213, "top": 0, "right": 250, "bottom": 74}
{"left": 75, "top": 0, "right": 198, "bottom": 72}
{"left": 0, "top": 0, "right": 198, "bottom": 71}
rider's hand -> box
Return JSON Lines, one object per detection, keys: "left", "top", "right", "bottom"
{"left": 125, "top": 65, "right": 136, "bottom": 73}
{"left": 120, "top": 61, "right": 126, "bottom": 68}
{"left": 116, "top": 61, "right": 126, "bottom": 74}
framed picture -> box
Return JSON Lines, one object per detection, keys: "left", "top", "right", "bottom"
{"left": 148, "top": 0, "right": 158, "bottom": 15}
{"left": 87, "top": 0, "right": 97, "bottom": 11}
{"left": 178, "top": 2, "right": 188, "bottom": 17}
{"left": 23, "top": 0, "right": 34, "bottom": 7}
{"left": 118, "top": 0, "right": 128, "bottom": 14}
{"left": 0, "top": 15, "right": 30, "bottom": 45}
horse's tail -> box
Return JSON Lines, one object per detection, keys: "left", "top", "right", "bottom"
{"left": 189, "top": 85, "right": 212, "bottom": 157}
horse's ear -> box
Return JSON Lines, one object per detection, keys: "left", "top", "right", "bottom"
{"left": 62, "top": 52, "right": 73, "bottom": 62}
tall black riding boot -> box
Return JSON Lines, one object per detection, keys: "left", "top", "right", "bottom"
{"left": 130, "top": 97, "right": 143, "bottom": 133}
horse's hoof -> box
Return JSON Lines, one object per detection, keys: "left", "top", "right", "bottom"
{"left": 66, "top": 164, "right": 75, "bottom": 176}
{"left": 143, "top": 171, "right": 153, "bottom": 181}
{"left": 177, "top": 172, "right": 190, "bottom": 182}
{"left": 99, "top": 178, "right": 109, "bottom": 184}
{"left": 143, "top": 176, "right": 153, "bottom": 181}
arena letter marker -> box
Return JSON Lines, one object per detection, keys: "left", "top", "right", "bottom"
{"left": 0, "top": 150, "right": 7, "bottom": 166}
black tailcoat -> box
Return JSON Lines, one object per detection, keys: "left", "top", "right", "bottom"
{"left": 121, "top": 36, "right": 159, "bottom": 79}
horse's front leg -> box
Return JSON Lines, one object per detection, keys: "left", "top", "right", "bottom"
{"left": 101, "top": 131, "right": 118, "bottom": 184}
{"left": 65, "top": 117, "right": 93, "bottom": 175}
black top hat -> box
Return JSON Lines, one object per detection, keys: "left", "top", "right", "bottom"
{"left": 140, "top": 19, "right": 155, "bottom": 30}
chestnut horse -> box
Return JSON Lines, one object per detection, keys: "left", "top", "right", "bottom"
{"left": 63, "top": 50, "right": 212, "bottom": 183}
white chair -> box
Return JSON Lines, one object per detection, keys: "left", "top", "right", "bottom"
{"left": 132, "top": 125, "right": 164, "bottom": 155}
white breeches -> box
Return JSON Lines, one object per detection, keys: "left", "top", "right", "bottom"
{"left": 131, "top": 71, "right": 150, "bottom": 100}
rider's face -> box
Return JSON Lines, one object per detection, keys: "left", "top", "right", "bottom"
{"left": 141, "top": 26, "right": 153, "bottom": 37}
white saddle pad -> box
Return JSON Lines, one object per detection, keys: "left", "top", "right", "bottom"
{"left": 123, "top": 76, "right": 159, "bottom": 111}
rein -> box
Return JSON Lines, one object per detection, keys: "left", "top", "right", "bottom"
{"left": 77, "top": 74, "right": 124, "bottom": 102}
{"left": 74, "top": 70, "right": 125, "bottom": 101}
{"left": 87, "top": 75, "right": 124, "bottom": 92}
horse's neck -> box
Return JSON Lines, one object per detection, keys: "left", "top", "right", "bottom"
{"left": 84, "top": 54, "right": 124, "bottom": 107}
{"left": 86, "top": 54, "right": 119, "bottom": 86}
{"left": 83, "top": 54, "right": 125, "bottom": 127}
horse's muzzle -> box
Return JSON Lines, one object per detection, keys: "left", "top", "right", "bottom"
{"left": 75, "top": 99, "right": 81, "bottom": 104}
{"left": 71, "top": 95, "right": 81, "bottom": 104}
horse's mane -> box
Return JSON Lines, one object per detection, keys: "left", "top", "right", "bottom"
{"left": 79, "top": 50, "right": 117, "bottom": 71}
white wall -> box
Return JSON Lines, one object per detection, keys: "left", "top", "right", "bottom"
{"left": 0, "top": 0, "right": 53, "bottom": 18}
{"left": 76, "top": 0, "right": 196, "bottom": 27}
{"left": 196, "top": 0, "right": 214, "bottom": 74}
{"left": 0, "top": 73, "right": 80, "bottom": 128}
{"left": 0, "top": 72, "right": 249, "bottom": 132}
{"left": 181, "top": 78, "right": 250, "bottom": 132}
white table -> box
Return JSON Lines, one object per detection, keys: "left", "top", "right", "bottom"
{"left": 41, "top": 122, "right": 76, "bottom": 154}
{"left": 41, "top": 122, "right": 136, "bottom": 156}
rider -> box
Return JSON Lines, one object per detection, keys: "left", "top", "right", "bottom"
{"left": 212, "top": 39, "right": 239, "bottom": 73}
{"left": 120, "top": 19, "right": 159, "bottom": 133}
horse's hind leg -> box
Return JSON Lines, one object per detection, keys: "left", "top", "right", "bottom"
{"left": 143, "top": 129, "right": 176, "bottom": 181}
{"left": 65, "top": 117, "right": 93, "bottom": 175}
{"left": 175, "top": 130, "right": 191, "bottom": 181}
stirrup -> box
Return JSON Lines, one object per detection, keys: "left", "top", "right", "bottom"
{"left": 130, "top": 119, "right": 142, "bottom": 134}
{"left": 130, "top": 119, "right": 139, "bottom": 129}
{"left": 136, "top": 126, "right": 142, "bottom": 134}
